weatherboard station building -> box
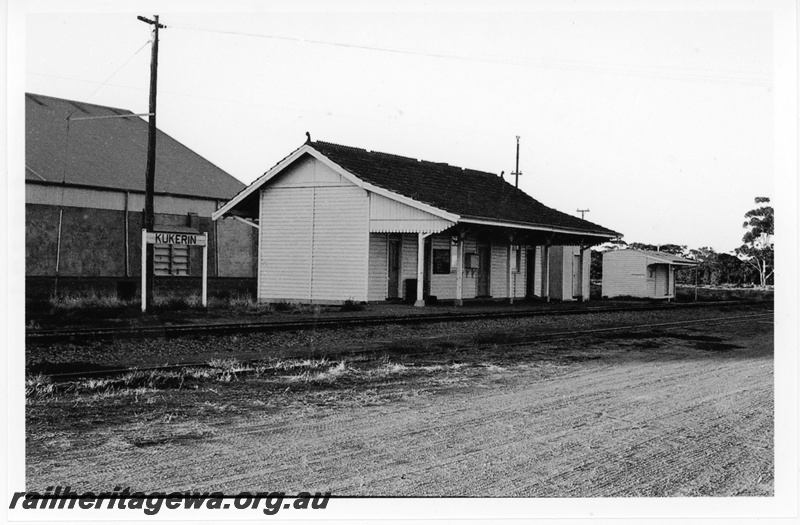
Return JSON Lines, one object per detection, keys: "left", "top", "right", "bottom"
{"left": 213, "top": 139, "right": 620, "bottom": 306}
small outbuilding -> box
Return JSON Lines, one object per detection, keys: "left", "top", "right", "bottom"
{"left": 602, "top": 249, "right": 697, "bottom": 300}
{"left": 213, "top": 139, "right": 620, "bottom": 305}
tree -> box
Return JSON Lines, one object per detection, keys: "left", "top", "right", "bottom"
{"left": 686, "top": 247, "right": 720, "bottom": 285}
{"left": 590, "top": 249, "right": 603, "bottom": 281}
{"left": 599, "top": 237, "right": 628, "bottom": 252}
{"left": 717, "top": 253, "right": 754, "bottom": 285}
{"left": 735, "top": 197, "right": 774, "bottom": 286}
{"left": 627, "top": 242, "right": 687, "bottom": 257}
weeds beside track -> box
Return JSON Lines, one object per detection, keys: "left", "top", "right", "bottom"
{"left": 37, "top": 308, "right": 772, "bottom": 382}
{"left": 25, "top": 299, "right": 767, "bottom": 345}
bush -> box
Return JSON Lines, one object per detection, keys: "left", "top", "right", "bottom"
{"left": 341, "top": 299, "right": 365, "bottom": 312}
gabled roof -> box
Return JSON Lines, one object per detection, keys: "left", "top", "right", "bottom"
{"left": 215, "top": 139, "right": 620, "bottom": 238}
{"left": 25, "top": 93, "right": 244, "bottom": 200}
{"left": 621, "top": 249, "right": 698, "bottom": 266}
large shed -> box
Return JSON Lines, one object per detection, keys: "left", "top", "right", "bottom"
{"left": 602, "top": 249, "right": 697, "bottom": 300}
{"left": 25, "top": 93, "right": 257, "bottom": 298}
{"left": 213, "top": 139, "right": 620, "bottom": 305}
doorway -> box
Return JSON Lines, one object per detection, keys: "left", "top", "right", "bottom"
{"left": 387, "top": 235, "right": 401, "bottom": 299}
{"left": 526, "top": 249, "right": 536, "bottom": 297}
{"left": 476, "top": 244, "right": 491, "bottom": 297}
{"left": 572, "top": 253, "right": 582, "bottom": 298}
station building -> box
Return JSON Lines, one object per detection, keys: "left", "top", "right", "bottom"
{"left": 25, "top": 93, "right": 257, "bottom": 299}
{"left": 213, "top": 139, "right": 620, "bottom": 306}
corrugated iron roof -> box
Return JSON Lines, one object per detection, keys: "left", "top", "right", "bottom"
{"left": 627, "top": 249, "right": 698, "bottom": 265}
{"left": 310, "top": 141, "right": 619, "bottom": 237}
{"left": 25, "top": 93, "right": 244, "bottom": 200}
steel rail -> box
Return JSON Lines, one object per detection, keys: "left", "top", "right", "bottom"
{"left": 26, "top": 300, "right": 766, "bottom": 344}
{"left": 40, "top": 310, "right": 772, "bottom": 381}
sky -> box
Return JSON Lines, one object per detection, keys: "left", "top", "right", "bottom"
{"left": 16, "top": 0, "right": 789, "bottom": 253}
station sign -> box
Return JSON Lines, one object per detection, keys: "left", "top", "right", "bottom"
{"left": 141, "top": 229, "right": 209, "bottom": 312}
{"left": 146, "top": 231, "right": 207, "bottom": 246}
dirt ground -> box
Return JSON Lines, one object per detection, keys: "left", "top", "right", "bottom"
{"left": 26, "top": 305, "right": 773, "bottom": 497}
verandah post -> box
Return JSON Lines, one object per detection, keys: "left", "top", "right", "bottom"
{"left": 202, "top": 232, "right": 208, "bottom": 307}
{"left": 455, "top": 235, "right": 464, "bottom": 306}
{"left": 141, "top": 228, "right": 147, "bottom": 312}
{"left": 415, "top": 232, "right": 426, "bottom": 307}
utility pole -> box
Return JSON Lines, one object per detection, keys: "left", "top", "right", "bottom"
{"left": 138, "top": 14, "right": 166, "bottom": 310}
{"left": 511, "top": 136, "right": 522, "bottom": 188}
{"left": 577, "top": 208, "right": 590, "bottom": 220}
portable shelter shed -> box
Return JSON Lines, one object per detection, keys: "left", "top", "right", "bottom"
{"left": 213, "top": 139, "right": 621, "bottom": 306}
{"left": 602, "top": 249, "right": 697, "bottom": 300}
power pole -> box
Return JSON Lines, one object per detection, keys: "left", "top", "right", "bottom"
{"left": 138, "top": 14, "right": 166, "bottom": 310}
{"left": 577, "top": 208, "right": 590, "bottom": 220}
{"left": 511, "top": 136, "right": 522, "bottom": 188}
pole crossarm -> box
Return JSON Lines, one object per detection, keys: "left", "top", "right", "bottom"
{"left": 137, "top": 16, "right": 166, "bottom": 28}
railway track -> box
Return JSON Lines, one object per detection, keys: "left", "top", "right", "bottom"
{"left": 40, "top": 309, "right": 773, "bottom": 381}
{"left": 26, "top": 299, "right": 766, "bottom": 344}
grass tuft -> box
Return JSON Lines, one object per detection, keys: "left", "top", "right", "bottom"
{"left": 341, "top": 299, "right": 366, "bottom": 312}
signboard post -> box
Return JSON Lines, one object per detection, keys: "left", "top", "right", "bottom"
{"left": 141, "top": 230, "right": 208, "bottom": 312}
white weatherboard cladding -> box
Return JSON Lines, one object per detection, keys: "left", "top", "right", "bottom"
{"left": 310, "top": 186, "right": 369, "bottom": 302}
{"left": 260, "top": 187, "right": 313, "bottom": 300}
{"left": 258, "top": 155, "right": 369, "bottom": 303}
{"left": 368, "top": 233, "right": 388, "bottom": 301}
{"left": 489, "top": 240, "right": 527, "bottom": 299}
{"left": 428, "top": 235, "right": 481, "bottom": 299}
{"left": 533, "top": 246, "right": 544, "bottom": 296}
{"left": 514, "top": 247, "right": 528, "bottom": 297}
{"left": 369, "top": 193, "right": 454, "bottom": 233}
{"left": 490, "top": 242, "right": 506, "bottom": 298}
{"left": 602, "top": 250, "right": 647, "bottom": 298}
{"left": 400, "top": 234, "right": 419, "bottom": 299}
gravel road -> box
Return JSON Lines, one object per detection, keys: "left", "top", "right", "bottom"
{"left": 26, "top": 305, "right": 773, "bottom": 497}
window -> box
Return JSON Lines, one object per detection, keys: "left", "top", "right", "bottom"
{"left": 154, "top": 243, "right": 189, "bottom": 275}
{"left": 647, "top": 267, "right": 655, "bottom": 279}
{"left": 432, "top": 249, "right": 451, "bottom": 274}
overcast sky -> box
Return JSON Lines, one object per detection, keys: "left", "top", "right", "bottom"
{"left": 17, "top": 0, "right": 789, "bottom": 253}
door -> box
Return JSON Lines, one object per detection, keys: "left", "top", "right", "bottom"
{"left": 654, "top": 265, "right": 669, "bottom": 296}
{"left": 526, "top": 249, "right": 536, "bottom": 297}
{"left": 387, "top": 236, "right": 401, "bottom": 299}
{"left": 423, "top": 237, "right": 432, "bottom": 298}
{"left": 572, "top": 253, "right": 582, "bottom": 298}
{"left": 476, "top": 244, "right": 491, "bottom": 297}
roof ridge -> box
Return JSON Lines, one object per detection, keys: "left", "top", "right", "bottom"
{"left": 26, "top": 92, "right": 135, "bottom": 115}
{"left": 313, "top": 139, "right": 502, "bottom": 176}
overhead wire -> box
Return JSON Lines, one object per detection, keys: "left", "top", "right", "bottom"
{"left": 65, "top": 37, "right": 152, "bottom": 121}
{"left": 168, "top": 23, "right": 771, "bottom": 87}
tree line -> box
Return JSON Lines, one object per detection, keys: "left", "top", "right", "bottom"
{"left": 590, "top": 197, "right": 774, "bottom": 287}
